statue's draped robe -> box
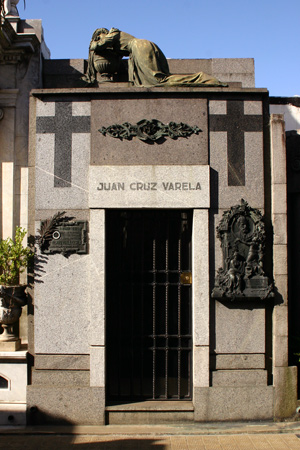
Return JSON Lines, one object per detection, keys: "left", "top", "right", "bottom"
{"left": 91, "top": 28, "right": 225, "bottom": 87}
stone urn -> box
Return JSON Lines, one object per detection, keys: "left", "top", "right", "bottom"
{"left": 94, "top": 50, "right": 122, "bottom": 82}
{"left": 0, "top": 285, "right": 26, "bottom": 346}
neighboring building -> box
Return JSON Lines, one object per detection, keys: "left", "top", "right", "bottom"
{"left": 0, "top": 12, "right": 298, "bottom": 425}
{"left": 0, "top": 11, "right": 49, "bottom": 425}
{"left": 270, "top": 97, "right": 300, "bottom": 400}
{"left": 270, "top": 97, "right": 300, "bottom": 132}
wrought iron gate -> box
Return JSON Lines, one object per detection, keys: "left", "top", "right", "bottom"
{"left": 106, "top": 210, "right": 192, "bottom": 401}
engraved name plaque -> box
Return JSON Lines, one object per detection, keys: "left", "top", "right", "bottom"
{"left": 42, "top": 221, "right": 88, "bottom": 255}
{"left": 89, "top": 165, "right": 210, "bottom": 208}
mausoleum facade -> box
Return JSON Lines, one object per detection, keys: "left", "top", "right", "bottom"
{"left": 0, "top": 12, "right": 298, "bottom": 425}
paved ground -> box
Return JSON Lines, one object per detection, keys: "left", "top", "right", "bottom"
{"left": 2, "top": 433, "right": 300, "bottom": 450}
{"left": 1, "top": 423, "right": 300, "bottom": 450}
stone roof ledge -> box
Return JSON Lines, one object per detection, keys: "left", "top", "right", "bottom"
{"left": 42, "top": 58, "right": 255, "bottom": 90}
{"left": 0, "top": 18, "right": 50, "bottom": 63}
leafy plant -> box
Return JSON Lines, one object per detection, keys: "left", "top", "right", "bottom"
{"left": 0, "top": 227, "right": 33, "bottom": 285}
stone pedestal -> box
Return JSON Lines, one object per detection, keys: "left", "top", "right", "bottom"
{"left": 0, "top": 339, "right": 21, "bottom": 351}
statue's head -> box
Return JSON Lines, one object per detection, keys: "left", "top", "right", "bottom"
{"left": 237, "top": 216, "right": 249, "bottom": 234}
{"left": 92, "top": 28, "right": 109, "bottom": 41}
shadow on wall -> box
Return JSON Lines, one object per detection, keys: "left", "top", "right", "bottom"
{"left": 28, "top": 405, "right": 78, "bottom": 426}
{"left": 0, "top": 407, "right": 26, "bottom": 427}
{"left": 42, "top": 59, "right": 128, "bottom": 89}
{"left": 32, "top": 253, "right": 48, "bottom": 285}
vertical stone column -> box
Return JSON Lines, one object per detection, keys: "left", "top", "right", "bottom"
{"left": 89, "top": 208, "right": 105, "bottom": 424}
{"left": 193, "top": 209, "right": 210, "bottom": 408}
{"left": 19, "top": 167, "right": 28, "bottom": 234}
{"left": 271, "top": 114, "right": 297, "bottom": 418}
{"left": 2, "top": 162, "right": 14, "bottom": 239}
{"left": 0, "top": 90, "right": 18, "bottom": 239}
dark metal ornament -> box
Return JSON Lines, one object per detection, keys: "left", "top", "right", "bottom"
{"left": 212, "top": 199, "right": 274, "bottom": 300}
{"left": 37, "top": 212, "right": 88, "bottom": 256}
{"left": 99, "top": 119, "right": 201, "bottom": 142}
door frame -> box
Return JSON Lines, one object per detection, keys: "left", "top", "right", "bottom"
{"left": 88, "top": 208, "right": 210, "bottom": 404}
{"left": 105, "top": 209, "right": 193, "bottom": 401}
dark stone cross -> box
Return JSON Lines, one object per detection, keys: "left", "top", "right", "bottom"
{"left": 209, "top": 100, "right": 263, "bottom": 186}
{"left": 36, "top": 102, "right": 90, "bottom": 187}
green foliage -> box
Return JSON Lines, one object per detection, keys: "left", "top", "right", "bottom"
{"left": 0, "top": 227, "right": 33, "bottom": 285}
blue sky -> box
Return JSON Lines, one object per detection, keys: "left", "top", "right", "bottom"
{"left": 20, "top": 0, "right": 299, "bottom": 97}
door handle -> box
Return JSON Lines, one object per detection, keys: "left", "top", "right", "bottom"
{"left": 180, "top": 272, "right": 192, "bottom": 285}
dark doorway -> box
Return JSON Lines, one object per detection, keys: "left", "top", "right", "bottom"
{"left": 106, "top": 210, "right": 193, "bottom": 402}
{"left": 287, "top": 131, "right": 300, "bottom": 397}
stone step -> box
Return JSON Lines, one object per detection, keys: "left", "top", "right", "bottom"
{"left": 106, "top": 401, "right": 194, "bottom": 425}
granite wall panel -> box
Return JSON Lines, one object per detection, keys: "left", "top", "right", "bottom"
{"left": 91, "top": 97, "right": 208, "bottom": 166}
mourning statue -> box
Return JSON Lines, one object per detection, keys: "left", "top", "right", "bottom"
{"left": 212, "top": 200, "right": 274, "bottom": 300}
{"left": 82, "top": 27, "right": 227, "bottom": 87}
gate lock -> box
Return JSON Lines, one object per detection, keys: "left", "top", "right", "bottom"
{"left": 180, "top": 272, "right": 192, "bottom": 285}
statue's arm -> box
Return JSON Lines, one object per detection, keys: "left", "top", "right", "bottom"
{"left": 90, "top": 33, "right": 116, "bottom": 52}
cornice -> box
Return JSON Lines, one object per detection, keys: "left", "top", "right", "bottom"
{"left": 0, "top": 19, "right": 16, "bottom": 48}
{"left": 0, "top": 19, "right": 40, "bottom": 64}
{"left": 0, "top": 89, "right": 19, "bottom": 107}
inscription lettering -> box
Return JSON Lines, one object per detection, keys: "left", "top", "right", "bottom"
{"left": 162, "top": 182, "right": 201, "bottom": 191}
{"left": 41, "top": 221, "right": 88, "bottom": 255}
{"left": 96, "top": 181, "right": 201, "bottom": 191}
{"left": 97, "top": 182, "right": 125, "bottom": 191}
{"left": 129, "top": 182, "right": 158, "bottom": 191}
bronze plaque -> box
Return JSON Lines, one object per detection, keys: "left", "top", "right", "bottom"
{"left": 42, "top": 221, "right": 88, "bottom": 255}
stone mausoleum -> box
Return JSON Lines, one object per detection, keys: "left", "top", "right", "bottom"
{"left": 0, "top": 9, "right": 299, "bottom": 425}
